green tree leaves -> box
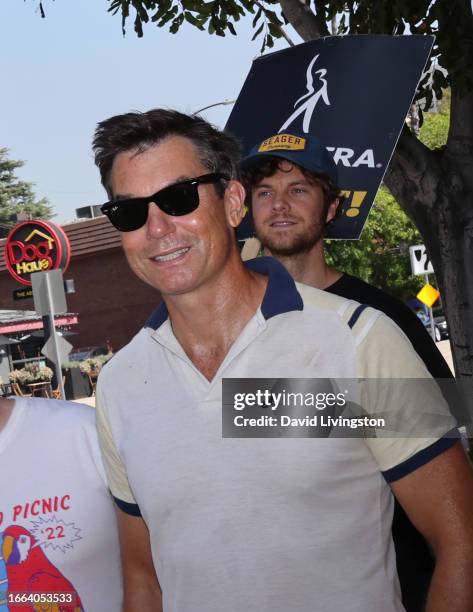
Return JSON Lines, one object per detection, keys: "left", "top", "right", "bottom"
{"left": 105, "top": 0, "right": 285, "bottom": 51}
{"left": 326, "top": 188, "right": 423, "bottom": 300}
{"left": 325, "top": 101, "right": 450, "bottom": 300}
{"left": 99, "top": 1, "right": 473, "bottom": 100}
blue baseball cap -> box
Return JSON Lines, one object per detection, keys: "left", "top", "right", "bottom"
{"left": 241, "top": 131, "right": 338, "bottom": 186}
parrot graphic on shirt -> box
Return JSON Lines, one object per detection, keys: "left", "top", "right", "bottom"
{"left": 1, "top": 525, "right": 83, "bottom": 611}
{"left": 0, "top": 532, "right": 8, "bottom": 612}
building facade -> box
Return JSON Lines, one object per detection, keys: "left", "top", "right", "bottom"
{"left": 0, "top": 216, "right": 160, "bottom": 355}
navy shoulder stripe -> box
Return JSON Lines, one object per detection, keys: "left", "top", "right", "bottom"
{"left": 113, "top": 495, "right": 142, "bottom": 517}
{"left": 382, "top": 431, "right": 459, "bottom": 483}
{"left": 347, "top": 304, "right": 369, "bottom": 329}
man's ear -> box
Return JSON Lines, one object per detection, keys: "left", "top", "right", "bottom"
{"left": 326, "top": 197, "right": 341, "bottom": 225}
{"left": 224, "top": 180, "right": 247, "bottom": 228}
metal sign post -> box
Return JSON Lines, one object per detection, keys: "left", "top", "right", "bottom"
{"left": 31, "top": 270, "right": 72, "bottom": 400}
{"left": 425, "top": 273, "right": 436, "bottom": 342}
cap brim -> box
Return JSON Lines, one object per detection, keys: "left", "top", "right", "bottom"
{"left": 241, "top": 150, "right": 337, "bottom": 185}
{"left": 241, "top": 150, "right": 313, "bottom": 171}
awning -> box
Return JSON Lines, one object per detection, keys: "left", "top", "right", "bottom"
{"left": 0, "top": 310, "right": 78, "bottom": 334}
{"left": 0, "top": 334, "right": 19, "bottom": 345}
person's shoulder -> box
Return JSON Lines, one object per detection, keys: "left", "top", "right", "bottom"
{"left": 296, "top": 280, "right": 381, "bottom": 324}
{"left": 99, "top": 327, "right": 149, "bottom": 377}
{"left": 16, "top": 398, "right": 97, "bottom": 441}
{"left": 294, "top": 281, "right": 390, "bottom": 349}
{"left": 332, "top": 274, "right": 415, "bottom": 319}
{"left": 296, "top": 280, "right": 357, "bottom": 313}
{"left": 30, "top": 397, "right": 95, "bottom": 424}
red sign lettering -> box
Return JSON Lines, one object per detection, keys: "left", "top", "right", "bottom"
{"left": 4, "top": 220, "right": 71, "bottom": 286}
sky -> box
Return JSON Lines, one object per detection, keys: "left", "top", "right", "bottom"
{"left": 1, "top": 0, "right": 294, "bottom": 223}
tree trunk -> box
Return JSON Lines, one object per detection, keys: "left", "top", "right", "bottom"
{"left": 279, "top": 0, "right": 328, "bottom": 40}
{"left": 384, "top": 120, "right": 473, "bottom": 380}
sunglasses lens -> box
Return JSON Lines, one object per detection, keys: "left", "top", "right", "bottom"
{"left": 157, "top": 183, "right": 199, "bottom": 216}
{"left": 107, "top": 201, "right": 149, "bottom": 232}
{"left": 103, "top": 174, "right": 225, "bottom": 231}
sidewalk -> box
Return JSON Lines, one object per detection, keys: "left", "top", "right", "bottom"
{"left": 437, "top": 339, "right": 454, "bottom": 375}
{"left": 73, "top": 395, "right": 95, "bottom": 407}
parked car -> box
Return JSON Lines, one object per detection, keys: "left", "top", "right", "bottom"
{"left": 415, "top": 310, "right": 445, "bottom": 342}
{"left": 69, "top": 346, "right": 109, "bottom": 362}
{"left": 433, "top": 310, "right": 449, "bottom": 340}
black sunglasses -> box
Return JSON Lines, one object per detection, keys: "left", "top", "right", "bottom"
{"left": 101, "top": 172, "right": 229, "bottom": 232}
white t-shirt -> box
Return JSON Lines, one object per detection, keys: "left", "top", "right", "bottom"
{"left": 0, "top": 398, "right": 122, "bottom": 611}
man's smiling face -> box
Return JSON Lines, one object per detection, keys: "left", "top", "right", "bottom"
{"left": 251, "top": 161, "right": 331, "bottom": 256}
{"left": 110, "top": 135, "right": 235, "bottom": 297}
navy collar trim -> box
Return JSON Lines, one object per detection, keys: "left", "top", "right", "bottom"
{"left": 244, "top": 256, "right": 303, "bottom": 320}
{"left": 144, "top": 256, "right": 303, "bottom": 331}
{"left": 145, "top": 301, "right": 169, "bottom": 331}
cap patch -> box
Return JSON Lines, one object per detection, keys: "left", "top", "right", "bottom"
{"left": 258, "top": 134, "right": 306, "bottom": 153}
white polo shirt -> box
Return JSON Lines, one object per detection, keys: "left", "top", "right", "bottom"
{"left": 97, "top": 257, "right": 456, "bottom": 612}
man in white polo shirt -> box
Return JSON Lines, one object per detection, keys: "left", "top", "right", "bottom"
{"left": 93, "top": 109, "right": 473, "bottom": 612}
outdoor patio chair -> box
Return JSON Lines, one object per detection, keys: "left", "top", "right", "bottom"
{"left": 11, "top": 382, "right": 32, "bottom": 397}
{"left": 88, "top": 374, "right": 97, "bottom": 396}
{"left": 51, "top": 376, "right": 66, "bottom": 400}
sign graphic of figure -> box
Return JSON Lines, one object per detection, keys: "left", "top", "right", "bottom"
{"left": 279, "top": 54, "right": 330, "bottom": 133}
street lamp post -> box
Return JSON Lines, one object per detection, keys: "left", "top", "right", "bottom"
{"left": 193, "top": 99, "right": 235, "bottom": 115}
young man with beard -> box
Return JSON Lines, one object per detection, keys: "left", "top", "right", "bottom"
{"left": 241, "top": 131, "right": 455, "bottom": 611}
{"left": 241, "top": 132, "right": 452, "bottom": 380}
{"left": 93, "top": 110, "right": 473, "bottom": 612}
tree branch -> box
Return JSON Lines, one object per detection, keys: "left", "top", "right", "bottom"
{"left": 435, "top": 0, "right": 473, "bottom": 143}
{"left": 278, "top": 0, "right": 325, "bottom": 41}
{"left": 313, "top": 0, "right": 330, "bottom": 35}
{"left": 383, "top": 127, "right": 446, "bottom": 272}
{"left": 255, "top": 1, "right": 295, "bottom": 46}
{"left": 384, "top": 126, "right": 441, "bottom": 216}
{"left": 448, "top": 86, "right": 473, "bottom": 145}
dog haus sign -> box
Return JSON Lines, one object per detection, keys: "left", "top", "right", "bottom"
{"left": 4, "top": 220, "right": 71, "bottom": 286}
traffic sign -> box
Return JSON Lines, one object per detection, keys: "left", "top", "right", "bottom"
{"left": 409, "top": 244, "right": 434, "bottom": 275}
{"left": 41, "top": 334, "right": 73, "bottom": 366}
{"left": 417, "top": 283, "right": 440, "bottom": 308}
{"left": 31, "top": 270, "right": 69, "bottom": 399}
{"left": 31, "top": 270, "right": 67, "bottom": 316}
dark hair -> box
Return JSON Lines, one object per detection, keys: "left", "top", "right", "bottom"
{"left": 93, "top": 108, "right": 241, "bottom": 198}
{"left": 241, "top": 156, "right": 341, "bottom": 217}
